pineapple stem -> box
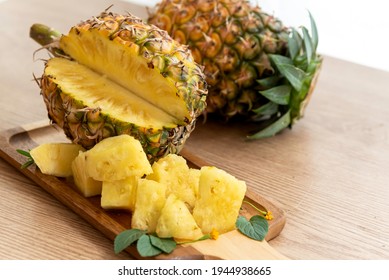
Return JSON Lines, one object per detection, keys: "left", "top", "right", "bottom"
{"left": 30, "top": 23, "right": 65, "bottom": 57}
{"left": 242, "top": 200, "right": 267, "bottom": 216}
{"left": 30, "top": 23, "right": 61, "bottom": 46}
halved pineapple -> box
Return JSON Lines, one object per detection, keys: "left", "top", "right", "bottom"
{"left": 101, "top": 176, "right": 138, "bottom": 211}
{"left": 156, "top": 194, "right": 203, "bottom": 241}
{"left": 131, "top": 178, "right": 167, "bottom": 233}
{"left": 29, "top": 143, "right": 84, "bottom": 177}
{"left": 85, "top": 134, "right": 153, "bottom": 181}
{"left": 147, "top": 154, "right": 197, "bottom": 209}
{"left": 71, "top": 150, "right": 102, "bottom": 197}
{"left": 33, "top": 11, "right": 208, "bottom": 162}
{"left": 193, "top": 166, "right": 247, "bottom": 234}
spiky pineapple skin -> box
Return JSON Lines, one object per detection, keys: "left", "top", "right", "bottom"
{"left": 148, "top": 0, "right": 289, "bottom": 119}
{"left": 39, "top": 11, "right": 208, "bottom": 162}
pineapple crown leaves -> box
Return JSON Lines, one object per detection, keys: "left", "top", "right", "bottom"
{"left": 249, "top": 11, "right": 323, "bottom": 140}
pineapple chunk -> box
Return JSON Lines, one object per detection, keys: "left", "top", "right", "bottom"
{"left": 156, "top": 194, "right": 203, "bottom": 241}
{"left": 30, "top": 143, "right": 84, "bottom": 177}
{"left": 101, "top": 177, "right": 138, "bottom": 211}
{"left": 131, "top": 179, "right": 166, "bottom": 233}
{"left": 85, "top": 135, "right": 152, "bottom": 181}
{"left": 71, "top": 151, "right": 102, "bottom": 197}
{"left": 188, "top": 168, "right": 201, "bottom": 201}
{"left": 193, "top": 166, "right": 247, "bottom": 234}
{"left": 147, "top": 154, "right": 197, "bottom": 209}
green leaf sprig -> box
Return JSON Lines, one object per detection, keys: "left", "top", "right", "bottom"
{"left": 114, "top": 228, "right": 219, "bottom": 257}
{"left": 16, "top": 149, "right": 35, "bottom": 169}
{"left": 114, "top": 229, "right": 176, "bottom": 257}
{"left": 236, "top": 200, "right": 272, "bottom": 241}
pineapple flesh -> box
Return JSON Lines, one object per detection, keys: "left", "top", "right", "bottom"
{"left": 71, "top": 151, "right": 102, "bottom": 197}
{"left": 156, "top": 193, "right": 203, "bottom": 241}
{"left": 27, "top": 136, "right": 248, "bottom": 241}
{"left": 101, "top": 177, "right": 138, "bottom": 211}
{"left": 193, "top": 166, "right": 247, "bottom": 234}
{"left": 29, "top": 143, "right": 84, "bottom": 177}
{"left": 32, "top": 11, "right": 207, "bottom": 162}
{"left": 84, "top": 134, "right": 153, "bottom": 181}
{"left": 146, "top": 154, "right": 198, "bottom": 209}
{"left": 131, "top": 178, "right": 167, "bottom": 233}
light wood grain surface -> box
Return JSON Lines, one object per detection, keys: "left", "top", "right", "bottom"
{"left": 1, "top": 0, "right": 388, "bottom": 260}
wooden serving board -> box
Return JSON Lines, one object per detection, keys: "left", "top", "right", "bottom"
{"left": 0, "top": 121, "right": 287, "bottom": 260}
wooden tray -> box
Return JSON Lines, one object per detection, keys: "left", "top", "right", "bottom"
{"left": 0, "top": 121, "right": 287, "bottom": 259}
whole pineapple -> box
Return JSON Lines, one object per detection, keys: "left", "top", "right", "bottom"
{"left": 30, "top": 10, "right": 207, "bottom": 162}
{"left": 148, "top": 0, "right": 322, "bottom": 138}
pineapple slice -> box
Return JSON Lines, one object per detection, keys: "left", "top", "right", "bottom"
{"left": 156, "top": 194, "right": 203, "bottom": 241}
{"left": 30, "top": 143, "right": 84, "bottom": 177}
{"left": 101, "top": 176, "right": 138, "bottom": 211}
{"left": 131, "top": 178, "right": 167, "bottom": 233}
{"left": 85, "top": 135, "right": 152, "bottom": 181}
{"left": 193, "top": 166, "right": 247, "bottom": 234}
{"left": 147, "top": 154, "right": 197, "bottom": 209}
{"left": 71, "top": 151, "right": 102, "bottom": 197}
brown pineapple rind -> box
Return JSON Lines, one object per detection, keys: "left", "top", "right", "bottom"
{"left": 148, "top": 0, "right": 289, "bottom": 119}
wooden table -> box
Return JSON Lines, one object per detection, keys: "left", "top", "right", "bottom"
{"left": 1, "top": 0, "right": 388, "bottom": 260}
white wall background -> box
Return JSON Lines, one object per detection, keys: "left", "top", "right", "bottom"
{"left": 127, "top": 0, "right": 389, "bottom": 73}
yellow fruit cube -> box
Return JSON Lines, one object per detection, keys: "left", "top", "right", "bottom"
{"left": 156, "top": 194, "right": 203, "bottom": 241}
{"left": 71, "top": 151, "right": 102, "bottom": 197}
{"left": 147, "top": 154, "right": 197, "bottom": 209}
{"left": 131, "top": 178, "right": 166, "bottom": 233}
{"left": 85, "top": 135, "right": 152, "bottom": 181}
{"left": 193, "top": 166, "right": 247, "bottom": 234}
{"left": 30, "top": 143, "right": 84, "bottom": 177}
{"left": 101, "top": 176, "right": 138, "bottom": 211}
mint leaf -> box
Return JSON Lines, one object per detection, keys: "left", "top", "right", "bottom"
{"left": 149, "top": 235, "right": 176, "bottom": 254}
{"left": 137, "top": 235, "right": 162, "bottom": 257}
{"left": 236, "top": 215, "right": 269, "bottom": 241}
{"left": 114, "top": 229, "right": 146, "bottom": 254}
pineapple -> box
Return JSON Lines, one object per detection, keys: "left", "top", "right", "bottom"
{"left": 29, "top": 143, "right": 84, "bottom": 177}
{"left": 101, "top": 176, "right": 138, "bottom": 211}
{"left": 148, "top": 0, "right": 323, "bottom": 138}
{"left": 156, "top": 194, "right": 203, "bottom": 241}
{"left": 84, "top": 134, "right": 153, "bottom": 181}
{"left": 193, "top": 166, "right": 247, "bottom": 234}
{"left": 131, "top": 178, "right": 167, "bottom": 233}
{"left": 30, "top": 10, "right": 207, "bottom": 162}
{"left": 71, "top": 151, "right": 102, "bottom": 197}
{"left": 146, "top": 154, "right": 198, "bottom": 209}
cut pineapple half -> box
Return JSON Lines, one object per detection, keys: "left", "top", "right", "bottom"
{"left": 35, "top": 11, "right": 208, "bottom": 162}
{"left": 45, "top": 58, "right": 178, "bottom": 129}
